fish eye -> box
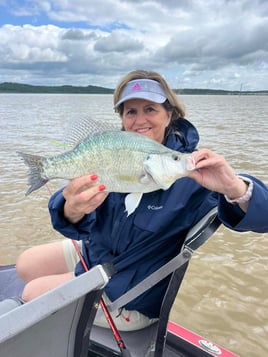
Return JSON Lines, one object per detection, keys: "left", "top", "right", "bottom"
{"left": 172, "top": 154, "right": 179, "bottom": 161}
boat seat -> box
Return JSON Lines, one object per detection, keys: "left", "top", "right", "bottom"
{"left": 0, "top": 265, "right": 109, "bottom": 357}
{"left": 89, "top": 208, "right": 221, "bottom": 357}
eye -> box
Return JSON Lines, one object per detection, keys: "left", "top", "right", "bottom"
{"left": 145, "top": 106, "right": 155, "bottom": 113}
{"left": 172, "top": 154, "right": 179, "bottom": 161}
{"left": 125, "top": 108, "right": 136, "bottom": 116}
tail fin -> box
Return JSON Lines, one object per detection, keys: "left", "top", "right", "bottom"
{"left": 17, "top": 152, "right": 48, "bottom": 195}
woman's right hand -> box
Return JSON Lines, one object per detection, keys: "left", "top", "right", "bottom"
{"left": 62, "top": 174, "right": 108, "bottom": 224}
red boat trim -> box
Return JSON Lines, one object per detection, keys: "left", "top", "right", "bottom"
{"left": 167, "top": 321, "right": 239, "bottom": 357}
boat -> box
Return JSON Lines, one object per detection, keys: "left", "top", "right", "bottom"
{"left": 0, "top": 208, "right": 238, "bottom": 357}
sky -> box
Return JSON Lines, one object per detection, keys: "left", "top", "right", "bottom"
{"left": 0, "top": 0, "right": 267, "bottom": 90}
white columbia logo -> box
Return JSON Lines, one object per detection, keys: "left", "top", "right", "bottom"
{"left": 147, "top": 205, "right": 163, "bottom": 211}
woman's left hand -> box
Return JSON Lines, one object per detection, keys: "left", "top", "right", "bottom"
{"left": 189, "top": 149, "right": 248, "bottom": 199}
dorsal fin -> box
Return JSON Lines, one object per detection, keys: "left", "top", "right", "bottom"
{"left": 64, "top": 116, "right": 121, "bottom": 147}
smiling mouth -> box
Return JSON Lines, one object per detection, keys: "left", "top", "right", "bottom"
{"left": 136, "top": 127, "right": 151, "bottom": 134}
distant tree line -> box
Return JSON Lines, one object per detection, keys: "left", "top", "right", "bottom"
{"left": 0, "top": 82, "right": 114, "bottom": 94}
{"left": 175, "top": 88, "right": 268, "bottom": 95}
{"left": 0, "top": 82, "right": 267, "bottom": 95}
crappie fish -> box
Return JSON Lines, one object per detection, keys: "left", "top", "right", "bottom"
{"left": 18, "top": 130, "right": 195, "bottom": 214}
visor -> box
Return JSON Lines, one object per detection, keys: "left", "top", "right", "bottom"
{"left": 114, "top": 79, "right": 167, "bottom": 108}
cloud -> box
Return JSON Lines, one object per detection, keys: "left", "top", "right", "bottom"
{"left": 0, "top": 0, "right": 267, "bottom": 89}
{"left": 0, "top": 24, "right": 67, "bottom": 64}
{"left": 94, "top": 32, "right": 144, "bottom": 53}
{"left": 62, "top": 28, "right": 97, "bottom": 41}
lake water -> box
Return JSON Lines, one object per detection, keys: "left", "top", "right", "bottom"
{"left": 0, "top": 93, "right": 267, "bottom": 356}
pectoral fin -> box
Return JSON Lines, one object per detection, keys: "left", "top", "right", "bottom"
{"left": 140, "top": 173, "right": 151, "bottom": 184}
{"left": 124, "top": 193, "right": 143, "bottom": 216}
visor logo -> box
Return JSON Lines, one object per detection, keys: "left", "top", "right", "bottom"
{"left": 131, "top": 83, "right": 141, "bottom": 91}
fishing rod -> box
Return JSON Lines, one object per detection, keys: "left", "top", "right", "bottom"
{"left": 71, "top": 240, "right": 132, "bottom": 357}
{"left": 45, "top": 184, "right": 131, "bottom": 356}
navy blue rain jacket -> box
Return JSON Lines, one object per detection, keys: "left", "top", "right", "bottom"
{"left": 49, "top": 118, "right": 268, "bottom": 318}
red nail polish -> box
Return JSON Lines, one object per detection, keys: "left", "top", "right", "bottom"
{"left": 98, "top": 184, "right": 106, "bottom": 191}
{"left": 90, "top": 174, "right": 98, "bottom": 181}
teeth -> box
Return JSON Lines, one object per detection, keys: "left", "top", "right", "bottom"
{"left": 137, "top": 128, "right": 150, "bottom": 133}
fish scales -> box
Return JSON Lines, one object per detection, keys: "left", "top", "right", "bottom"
{"left": 44, "top": 131, "right": 161, "bottom": 190}
{"left": 18, "top": 130, "right": 194, "bottom": 196}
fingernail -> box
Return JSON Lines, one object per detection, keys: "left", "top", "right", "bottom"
{"left": 98, "top": 184, "right": 106, "bottom": 191}
{"left": 90, "top": 174, "right": 98, "bottom": 181}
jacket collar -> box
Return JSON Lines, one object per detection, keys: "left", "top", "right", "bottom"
{"left": 164, "top": 118, "right": 199, "bottom": 153}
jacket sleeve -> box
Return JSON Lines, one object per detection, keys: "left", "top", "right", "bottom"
{"left": 218, "top": 175, "right": 268, "bottom": 233}
{"left": 48, "top": 189, "right": 96, "bottom": 240}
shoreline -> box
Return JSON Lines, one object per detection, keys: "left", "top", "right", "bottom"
{"left": 0, "top": 82, "right": 267, "bottom": 95}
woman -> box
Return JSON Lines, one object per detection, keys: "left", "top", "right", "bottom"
{"left": 16, "top": 70, "right": 268, "bottom": 331}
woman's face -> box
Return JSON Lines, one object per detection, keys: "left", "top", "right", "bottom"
{"left": 122, "top": 99, "right": 172, "bottom": 143}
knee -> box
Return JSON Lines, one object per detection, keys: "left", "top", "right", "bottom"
{"left": 16, "top": 247, "right": 37, "bottom": 283}
{"left": 21, "top": 279, "right": 45, "bottom": 302}
{"left": 21, "top": 272, "right": 74, "bottom": 302}
{"left": 21, "top": 282, "right": 35, "bottom": 302}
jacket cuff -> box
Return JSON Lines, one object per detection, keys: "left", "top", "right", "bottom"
{"left": 218, "top": 176, "right": 268, "bottom": 233}
{"left": 48, "top": 190, "right": 96, "bottom": 240}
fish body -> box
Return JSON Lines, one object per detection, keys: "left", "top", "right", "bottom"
{"left": 18, "top": 130, "right": 195, "bottom": 197}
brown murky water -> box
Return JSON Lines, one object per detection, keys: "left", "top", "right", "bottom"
{"left": 0, "top": 94, "right": 267, "bottom": 356}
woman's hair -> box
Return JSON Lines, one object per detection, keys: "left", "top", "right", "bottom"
{"left": 113, "top": 69, "right": 186, "bottom": 120}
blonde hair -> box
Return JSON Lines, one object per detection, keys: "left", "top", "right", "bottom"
{"left": 113, "top": 70, "right": 186, "bottom": 120}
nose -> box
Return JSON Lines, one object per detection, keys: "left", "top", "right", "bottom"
{"left": 134, "top": 111, "right": 147, "bottom": 124}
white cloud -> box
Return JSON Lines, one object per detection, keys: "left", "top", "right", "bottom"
{"left": 94, "top": 31, "right": 144, "bottom": 53}
{"left": 0, "top": 25, "right": 67, "bottom": 63}
{"left": 0, "top": 0, "right": 267, "bottom": 89}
